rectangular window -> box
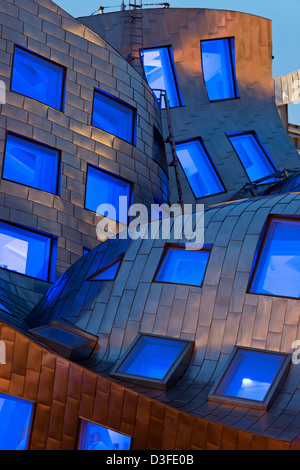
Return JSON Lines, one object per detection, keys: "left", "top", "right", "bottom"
{"left": 78, "top": 420, "right": 131, "bottom": 450}
{"left": 249, "top": 217, "right": 300, "bottom": 299}
{"left": 175, "top": 139, "right": 225, "bottom": 198}
{"left": 29, "top": 321, "right": 98, "bottom": 361}
{"left": 141, "top": 46, "right": 184, "bottom": 108}
{"left": 11, "top": 45, "right": 65, "bottom": 111}
{"left": 0, "top": 221, "right": 56, "bottom": 282}
{"left": 201, "top": 37, "right": 239, "bottom": 101}
{"left": 85, "top": 165, "right": 132, "bottom": 226}
{"left": 153, "top": 126, "right": 168, "bottom": 174}
{"left": 92, "top": 88, "right": 136, "bottom": 144}
{"left": 0, "top": 392, "right": 34, "bottom": 450}
{"left": 111, "top": 333, "right": 194, "bottom": 390}
{"left": 3, "top": 133, "right": 60, "bottom": 194}
{"left": 228, "top": 132, "right": 278, "bottom": 183}
{"left": 208, "top": 347, "right": 291, "bottom": 410}
{"left": 154, "top": 244, "right": 210, "bottom": 287}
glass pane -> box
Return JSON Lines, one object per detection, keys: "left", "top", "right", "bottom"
{"left": 3, "top": 134, "right": 59, "bottom": 194}
{"left": 175, "top": 140, "right": 224, "bottom": 198}
{"left": 92, "top": 90, "right": 135, "bottom": 143}
{"left": 251, "top": 219, "right": 300, "bottom": 298}
{"left": 85, "top": 166, "right": 131, "bottom": 225}
{"left": 142, "top": 47, "right": 184, "bottom": 108}
{"left": 156, "top": 248, "right": 210, "bottom": 286}
{"left": 229, "top": 133, "right": 277, "bottom": 183}
{"left": 11, "top": 46, "right": 64, "bottom": 110}
{"left": 90, "top": 260, "right": 121, "bottom": 281}
{"left": 118, "top": 336, "right": 186, "bottom": 379}
{"left": 0, "top": 222, "right": 52, "bottom": 281}
{"left": 36, "top": 326, "right": 86, "bottom": 346}
{"left": 78, "top": 421, "right": 131, "bottom": 450}
{"left": 202, "top": 38, "right": 238, "bottom": 101}
{"left": 216, "top": 349, "right": 285, "bottom": 402}
{"left": 0, "top": 393, "right": 33, "bottom": 450}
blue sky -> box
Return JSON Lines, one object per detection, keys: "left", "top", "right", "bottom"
{"left": 54, "top": 0, "right": 300, "bottom": 123}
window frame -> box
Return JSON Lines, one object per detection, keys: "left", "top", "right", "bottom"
{"left": 29, "top": 321, "right": 98, "bottom": 361}
{"left": 92, "top": 88, "right": 137, "bottom": 145}
{"left": 11, "top": 44, "right": 66, "bottom": 112}
{"left": 208, "top": 346, "right": 291, "bottom": 410}
{"left": 84, "top": 163, "right": 133, "bottom": 225}
{"left": 2, "top": 131, "right": 61, "bottom": 195}
{"left": 227, "top": 131, "right": 278, "bottom": 185}
{"left": 248, "top": 214, "right": 300, "bottom": 300}
{"left": 0, "top": 219, "right": 57, "bottom": 283}
{"left": 175, "top": 137, "right": 226, "bottom": 199}
{"left": 201, "top": 36, "right": 239, "bottom": 103}
{"left": 140, "top": 45, "right": 185, "bottom": 109}
{"left": 110, "top": 332, "right": 194, "bottom": 391}
{"left": 0, "top": 391, "right": 35, "bottom": 450}
{"left": 77, "top": 418, "right": 132, "bottom": 451}
{"left": 153, "top": 242, "right": 212, "bottom": 288}
{"left": 86, "top": 253, "right": 124, "bottom": 281}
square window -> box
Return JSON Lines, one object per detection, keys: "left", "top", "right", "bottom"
{"left": 175, "top": 139, "right": 225, "bottom": 199}
{"left": 249, "top": 217, "right": 300, "bottom": 299}
{"left": 141, "top": 46, "right": 184, "bottom": 108}
{"left": 92, "top": 88, "right": 136, "bottom": 144}
{"left": 78, "top": 420, "right": 131, "bottom": 450}
{"left": 208, "top": 347, "right": 291, "bottom": 410}
{"left": 228, "top": 132, "right": 278, "bottom": 184}
{"left": 3, "top": 133, "right": 60, "bottom": 194}
{"left": 29, "top": 321, "right": 98, "bottom": 361}
{"left": 0, "top": 221, "right": 56, "bottom": 282}
{"left": 86, "top": 254, "right": 123, "bottom": 281}
{"left": 11, "top": 45, "right": 65, "bottom": 111}
{"left": 0, "top": 392, "right": 34, "bottom": 450}
{"left": 201, "top": 37, "right": 239, "bottom": 101}
{"left": 85, "top": 165, "right": 132, "bottom": 225}
{"left": 154, "top": 244, "right": 210, "bottom": 287}
{"left": 111, "top": 333, "right": 194, "bottom": 390}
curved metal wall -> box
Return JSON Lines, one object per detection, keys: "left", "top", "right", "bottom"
{"left": 0, "top": 0, "right": 167, "bottom": 280}
{"left": 79, "top": 8, "right": 300, "bottom": 206}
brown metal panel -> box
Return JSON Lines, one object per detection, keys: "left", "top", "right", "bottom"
{"left": 161, "top": 407, "right": 180, "bottom": 450}
{"left": 147, "top": 401, "right": 166, "bottom": 450}
{"left": 175, "top": 412, "right": 194, "bottom": 450}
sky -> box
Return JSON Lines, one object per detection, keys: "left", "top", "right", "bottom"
{"left": 54, "top": 0, "right": 300, "bottom": 123}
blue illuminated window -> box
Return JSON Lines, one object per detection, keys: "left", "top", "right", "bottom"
{"left": 228, "top": 132, "right": 278, "bottom": 183}
{"left": 3, "top": 133, "right": 60, "bottom": 194}
{"left": 201, "top": 37, "right": 239, "bottom": 101}
{"left": 78, "top": 420, "right": 131, "bottom": 450}
{"left": 0, "top": 393, "right": 34, "bottom": 450}
{"left": 175, "top": 139, "right": 225, "bottom": 198}
{"left": 0, "top": 221, "right": 56, "bottom": 282}
{"left": 249, "top": 217, "right": 300, "bottom": 299}
{"left": 87, "top": 254, "right": 123, "bottom": 281}
{"left": 208, "top": 347, "right": 291, "bottom": 409}
{"left": 11, "top": 45, "right": 65, "bottom": 110}
{"left": 85, "top": 165, "right": 132, "bottom": 225}
{"left": 154, "top": 244, "right": 210, "bottom": 287}
{"left": 111, "top": 333, "right": 194, "bottom": 390}
{"left": 92, "top": 89, "right": 136, "bottom": 144}
{"left": 141, "top": 46, "right": 184, "bottom": 108}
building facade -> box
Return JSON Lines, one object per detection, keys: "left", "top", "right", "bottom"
{"left": 0, "top": 0, "right": 299, "bottom": 451}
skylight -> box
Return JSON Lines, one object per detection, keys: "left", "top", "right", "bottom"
{"left": 111, "top": 333, "right": 194, "bottom": 390}
{"left": 208, "top": 346, "right": 291, "bottom": 409}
